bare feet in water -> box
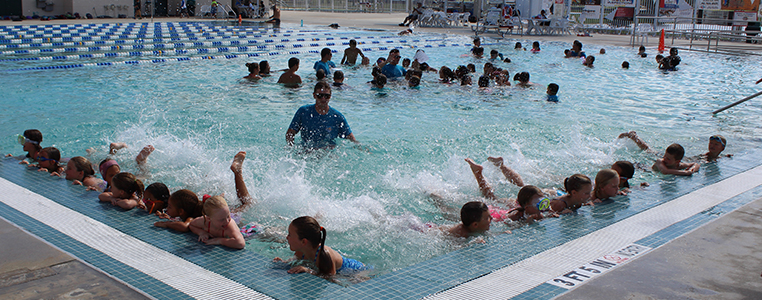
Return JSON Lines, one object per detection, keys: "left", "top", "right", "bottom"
{"left": 109, "top": 142, "right": 128, "bottom": 154}
{"left": 136, "top": 145, "right": 155, "bottom": 164}
{"left": 231, "top": 151, "right": 246, "bottom": 174}
{"left": 465, "top": 158, "right": 483, "bottom": 173}
{"left": 487, "top": 156, "right": 504, "bottom": 166}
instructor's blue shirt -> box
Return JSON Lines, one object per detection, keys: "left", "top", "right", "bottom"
{"left": 288, "top": 104, "right": 352, "bottom": 149}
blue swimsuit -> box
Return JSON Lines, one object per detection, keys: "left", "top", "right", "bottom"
{"left": 338, "top": 256, "right": 370, "bottom": 274}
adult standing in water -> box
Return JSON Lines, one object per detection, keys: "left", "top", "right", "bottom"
{"left": 286, "top": 82, "right": 358, "bottom": 149}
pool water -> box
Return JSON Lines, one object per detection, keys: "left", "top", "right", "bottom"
{"left": 2, "top": 22, "right": 762, "bottom": 277}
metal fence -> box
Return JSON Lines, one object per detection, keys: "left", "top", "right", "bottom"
{"left": 278, "top": 0, "right": 410, "bottom": 13}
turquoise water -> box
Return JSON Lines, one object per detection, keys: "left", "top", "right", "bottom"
{"left": 2, "top": 22, "right": 762, "bottom": 276}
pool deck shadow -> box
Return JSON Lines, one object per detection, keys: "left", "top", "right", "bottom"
{"left": 554, "top": 196, "right": 762, "bottom": 300}
{"left": 0, "top": 217, "right": 149, "bottom": 300}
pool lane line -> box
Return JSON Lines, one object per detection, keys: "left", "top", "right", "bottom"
{"left": 427, "top": 164, "right": 762, "bottom": 300}
{"left": 0, "top": 37, "right": 441, "bottom": 63}
{"left": 0, "top": 25, "right": 359, "bottom": 44}
{"left": 3, "top": 42, "right": 466, "bottom": 72}
{"left": 0, "top": 177, "right": 273, "bottom": 300}
{"left": 0, "top": 35, "right": 416, "bottom": 56}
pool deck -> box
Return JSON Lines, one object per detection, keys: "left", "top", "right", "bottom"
{"left": 2, "top": 12, "right": 762, "bottom": 299}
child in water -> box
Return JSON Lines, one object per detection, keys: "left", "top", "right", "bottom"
{"left": 273, "top": 216, "right": 369, "bottom": 275}
{"left": 701, "top": 135, "right": 732, "bottom": 162}
{"left": 188, "top": 195, "right": 246, "bottom": 249}
{"left": 6, "top": 129, "right": 43, "bottom": 164}
{"left": 340, "top": 39, "right": 365, "bottom": 65}
{"left": 140, "top": 182, "right": 170, "bottom": 214}
{"left": 31, "top": 147, "right": 64, "bottom": 174}
{"left": 98, "top": 159, "right": 121, "bottom": 191}
{"left": 550, "top": 174, "right": 592, "bottom": 213}
{"left": 653, "top": 144, "right": 700, "bottom": 176}
{"left": 530, "top": 41, "right": 541, "bottom": 53}
{"left": 611, "top": 161, "right": 635, "bottom": 192}
{"left": 244, "top": 62, "right": 262, "bottom": 80}
{"left": 447, "top": 201, "right": 493, "bottom": 237}
{"left": 187, "top": 151, "right": 254, "bottom": 249}
{"left": 546, "top": 83, "right": 559, "bottom": 102}
{"left": 59, "top": 156, "right": 103, "bottom": 189}
{"left": 98, "top": 172, "right": 144, "bottom": 210}
{"left": 154, "top": 189, "right": 203, "bottom": 232}
{"left": 590, "top": 169, "right": 620, "bottom": 203}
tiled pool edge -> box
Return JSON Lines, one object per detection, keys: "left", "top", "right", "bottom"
{"left": 427, "top": 164, "right": 762, "bottom": 300}
{"left": 0, "top": 177, "right": 271, "bottom": 300}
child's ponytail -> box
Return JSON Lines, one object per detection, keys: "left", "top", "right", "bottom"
{"left": 317, "top": 226, "right": 332, "bottom": 276}
{"left": 291, "top": 216, "right": 333, "bottom": 275}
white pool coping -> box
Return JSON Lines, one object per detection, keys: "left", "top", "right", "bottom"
{"left": 0, "top": 177, "right": 272, "bottom": 300}
{"left": 427, "top": 164, "right": 762, "bottom": 299}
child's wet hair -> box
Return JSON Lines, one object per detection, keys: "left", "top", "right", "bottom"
{"left": 333, "top": 70, "right": 344, "bottom": 81}
{"left": 372, "top": 73, "right": 387, "bottom": 87}
{"left": 260, "top": 60, "right": 270, "bottom": 73}
{"left": 288, "top": 57, "right": 300, "bottom": 69}
{"left": 440, "top": 66, "right": 456, "bottom": 81}
{"left": 111, "top": 172, "right": 145, "bottom": 199}
{"left": 202, "top": 195, "right": 229, "bottom": 216}
{"left": 169, "top": 189, "right": 203, "bottom": 218}
{"left": 316, "top": 68, "right": 326, "bottom": 80}
{"left": 145, "top": 182, "right": 170, "bottom": 205}
{"left": 547, "top": 83, "right": 559, "bottom": 95}
{"left": 613, "top": 161, "right": 635, "bottom": 178}
{"left": 513, "top": 71, "right": 530, "bottom": 83}
{"left": 473, "top": 47, "right": 484, "bottom": 56}
{"left": 564, "top": 174, "right": 592, "bottom": 193}
{"left": 69, "top": 156, "right": 95, "bottom": 177}
{"left": 408, "top": 75, "right": 421, "bottom": 87}
{"left": 460, "top": 201, "right": 488, "bottom": 228}
{"left": 666, "top": 143, "right": 685, "bottom": 161}
{"left": 349, "top": 39, "right": 357, "bottom": 46}
{"left": 245, "top": 62, "right": 259, "bottom": 73}
{"left": 40, "top": 147, "right": 61, "bottom": 172}
{"left": 467, "top": 63, "right": 476, "bottom": 73}
{"left": 594, "top": 169, "right": 619, "bottom": 199}
{"left": 514, "top": 42, "right": 522, "bottom": 49}
{"left": 290, "top": 216, "right": 332, "bottom": 275}
{"left": 23, "top": 129, "right": 43, "bottom": 152}
{"left": 40, "top": 146, "right": 61, "bottom": 162}
{"left": 478, "top": 75, "right": 490, "bottom": 87}
{"left": 622, "top": 61, "right": 630, "bottom": 68}
{"left": 517, "top": 185, "right": 543, "bottom": 207}
{"left": 532, "top": 41, "right": 540, "bottom": 49}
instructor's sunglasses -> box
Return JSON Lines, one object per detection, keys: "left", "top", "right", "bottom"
{"left": 316, "top": 93, "right": 331, "bottom": 99}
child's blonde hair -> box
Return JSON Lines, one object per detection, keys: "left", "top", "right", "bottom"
{"left": 593, "top": 169, "right": 619, "bottom": 199}
{"left": 202, "top": 195, "right": 229, "bottom": 216}
{"left": 111, "top": 172, "right": 144, "bottom": 199}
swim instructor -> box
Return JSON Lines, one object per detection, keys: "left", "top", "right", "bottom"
{"left": 286, "top": 81, "right": 358, "bottom": 149}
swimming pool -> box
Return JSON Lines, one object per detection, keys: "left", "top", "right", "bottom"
{"left": 1, "top": 21, "right": 762, "bottom": 297}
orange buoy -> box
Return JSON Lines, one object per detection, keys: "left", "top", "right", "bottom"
{"left": 238, "top": 15, "right": 242, "bottom": 25}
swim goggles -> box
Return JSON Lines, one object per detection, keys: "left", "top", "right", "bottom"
{"left": 17, "top": 134, "right": 39, "bottom": 145}
{"left": 35, "top": 156, "right": 56, "bottom": 162}
{"left": 709, "top": 136, "right": 725, "bottom": 146}
{"left": 537, "top": 197, "right": 551, "bottom": 211}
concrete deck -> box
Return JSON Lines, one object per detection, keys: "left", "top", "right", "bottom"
{"left": 556, "top": 196, "right": 762, "bottom": 300}
{"left": 0, "top": 217, "right": 149, "bottom": 300}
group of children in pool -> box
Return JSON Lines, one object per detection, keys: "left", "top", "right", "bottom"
{"left": 6, "top": 130, "right": 372, "bottom": 276}
{"left": 242, "top": 37, "right": 673, "bottom": 105}
{"left": 6, "top": 126, "right": 731, "bottom": 277}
